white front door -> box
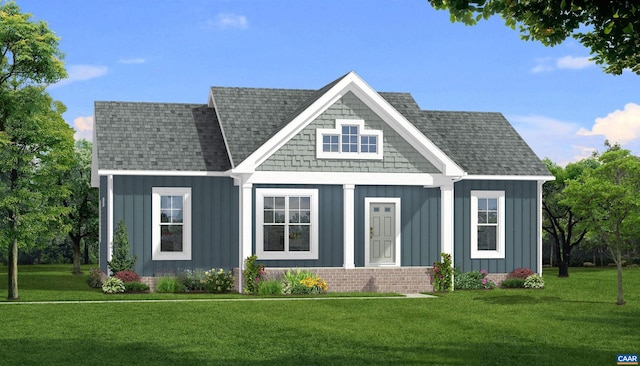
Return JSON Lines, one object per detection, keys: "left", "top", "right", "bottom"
{"left": 369, "top": 202, "right": 396, "bottom": 265}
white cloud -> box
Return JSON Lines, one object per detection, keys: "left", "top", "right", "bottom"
{"left": 73, "top": 116, "right": 93, "bottom": 141}
{"left": 205, "top": 13, "right": 248, "bottom": 30}
{"left": 118, "top": 58, "right": 146, "bottom": 64}
{"left": 530, "top": 55, "right": 593, "bottom": 73}
{"left": 52, "top": 65, "right": 108, "bottom": 87}
{"left": 509, "top": 114, "right": 603, "bottom": 166}
{"left": 577, "top": 103, "right": 640, "bottom": 144}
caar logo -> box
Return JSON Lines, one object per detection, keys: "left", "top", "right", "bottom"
{"left": 617, "top": 354, "right": 638, "bottom": 365}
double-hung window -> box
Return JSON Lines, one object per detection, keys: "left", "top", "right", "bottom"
{"left": 316, "top": 119, "right": 383, "bottom": 159}
{"left": 256, "top": 188, "right": 318, "bottom": 260}
{"left": 470, "top": 191, "right": 505, "bottom": 259}
{"left": 152, "top": 187, "right": 192, "bottom": 260}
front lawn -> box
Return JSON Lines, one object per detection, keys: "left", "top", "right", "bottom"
{"left": 0, "top": 265, "right": 638, "bottom": 365}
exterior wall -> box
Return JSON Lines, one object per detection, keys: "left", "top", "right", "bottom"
{"left": 453, "top": 180, "right": 539, "bottom": 274}
{"left": 258, "top": 91, "right": 440, "bottom": 174}
{"left": 99, "top": 176, "right": 108, "bottom": 274}
{"left": 355, "top": 185, "right": 441, "bottom": 267}
{"left": 109, "top": 175, "right": 239, "bottom": 276}
{"left": 253, "top": 184, "right": 344, "bottom": 268}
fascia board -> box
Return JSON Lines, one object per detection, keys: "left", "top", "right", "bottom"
{"left": 98, "top": 169, "right": 232, "bottom": 177}
{"left": 463, "top": 175, "right": 556, "bottom": 182}
{"left": 244, "top": 171, "right": 435, "bottom": 186}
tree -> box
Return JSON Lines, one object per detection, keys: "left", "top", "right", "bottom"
{"left": 428, "top": 1, "right": 640, "bottom": 75}
{"left": 0, "top": 2, "right": 71, "bottom": 300}
{"left": 542, "top": 157, "right": 598, "bottom": 277}
{"left": 562, "top": 143, "right": 640, "bottom": 305}
{"left": 63, "top": 140, "right": 99, "bottom": 274}
{"left": 107, "top": 220, "right": 137, "bottom": 274}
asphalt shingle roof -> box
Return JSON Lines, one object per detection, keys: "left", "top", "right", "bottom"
{"left": 95, "top": 102, "right": 231, "bottom": 171}
{"left": 95, "top": 78, "right": 549, "bottom": 177}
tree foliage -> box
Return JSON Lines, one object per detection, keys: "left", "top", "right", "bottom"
{"left": 108, "top": 220, "right": 137, "bottom": 274}
{"left": 542, "top": 157, "right": 598, "bottom": 277}
{"left": 428, "top": 0, "right": 640, "bottom": 75}
{"left": 64, "top": 140, "right": 99, "bottom": 274}
{"left": 562, "top": 143, "right": 640, "bottom": 305}
{"left": 0, "top": 1, "right": 71, "bottom": 300}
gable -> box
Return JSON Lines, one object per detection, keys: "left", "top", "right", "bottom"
{"left": 257, "top": 91, "right": 440, "bottom": 174}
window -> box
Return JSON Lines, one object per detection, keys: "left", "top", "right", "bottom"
{"left": 256, "top": 188, "right": 318, "bottom": 260}
{"left": 316, "top": 119, "right": 383, "bottom": 159}
{"left": 470, "top": 191, "right": 505, "bottom": 259}
{"left": 152, "top": 187, "right": 191, "bottom": 260}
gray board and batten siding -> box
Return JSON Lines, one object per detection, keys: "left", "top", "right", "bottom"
{"left": 102, "top": 175, "right": 239, "bottom": 276}
{"left": 454, "top": 180, "right": 539, "bottom": 274}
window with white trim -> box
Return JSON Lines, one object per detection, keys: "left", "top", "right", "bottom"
{"left": 256, "top": 188, "right": 318, "bottom": 260}
{"left": 152, "top": 187, "right": 192, "bottom": 260}
{"left": 316, "top": 119, "right": 383, "bottom": 159}
{"left": 470, "top": 190, "right": 505, "bottom": 259}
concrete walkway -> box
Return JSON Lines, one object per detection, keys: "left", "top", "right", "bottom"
{"left": 0, "top": 293, "right": 437, "bottom": 305}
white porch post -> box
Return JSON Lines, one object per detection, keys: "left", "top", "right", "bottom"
{"left": 107, "top": 175, "right": 114, "bottom": 265}
{"left": 537, "top": 180, "right": 544, "bottom": 275}
{"left": 238, "top": 180, "right": 253, "bottom": 293}
{"left": 343, "top": 184, "right": 355, "bottom": 268}
{"left": 440, "top": 182, "right": 454, "bottom": 287}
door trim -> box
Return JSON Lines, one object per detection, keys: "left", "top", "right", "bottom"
{"left": 364, "top": 197, "right": 401, "bottom": 267}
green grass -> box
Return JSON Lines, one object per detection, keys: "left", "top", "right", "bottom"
{"left": 1, "top": 265, "right": 639, "bottom": 365}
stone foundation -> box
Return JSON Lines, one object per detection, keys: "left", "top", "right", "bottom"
{"left": 485, "top": 273, "right": 508, "bottom": 287}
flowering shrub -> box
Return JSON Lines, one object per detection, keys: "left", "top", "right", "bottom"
{"left": 101, "top": 277, "right": 125, "bottom": 294}
{"left": 282, "top": 269, "right": 328, "bottom": 295}
{"left": 508, "top": 268, "right": 535, "bottom": 280}
{"left": 524, "top": 274, "right": 545, "bottom": 289}
{"left": 454, "top": 270, "right": 495, "bottom": 290}
{"left": 431, "top": 253, "right": 453, "bottom": 292}
{"left": 114, "top": 270, "right": 141, "bottom": 283}
{"left": 243, "top": 255, "right": 265, "bottom": 294}
{"left": 202, "top": 268, "right": 234, "bottom": 293}
{"left": 87, "top": 267, "right": 103, "bottom": 288}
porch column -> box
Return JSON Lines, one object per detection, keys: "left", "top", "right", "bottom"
{"left": 107, "top": 175, "right": 114, "bottom": 264}
{"left": 440, "top": 182, "right": 454, "bottom": 265}
{"left": 343, "top": 184, "right": 355, "bottom": 268}
{"left": 238, "top": 181, "right": 253, "bottom": 293}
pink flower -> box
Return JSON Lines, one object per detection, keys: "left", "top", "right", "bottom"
{"left": 482, "top": 278, "right": 487, "bottom": 285}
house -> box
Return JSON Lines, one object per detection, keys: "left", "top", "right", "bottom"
{"left": 91, "top": 71, "right": 553, "bottom": 293}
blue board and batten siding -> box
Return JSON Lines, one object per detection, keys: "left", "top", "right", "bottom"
{"left": 101, "top": 175, "right": 239, "bottom": 276}
{"left": 454, "top": 180, "right": 539, "bottom": 273}
{"left": 355, "top": 186, "right": 441, "bottom": 267}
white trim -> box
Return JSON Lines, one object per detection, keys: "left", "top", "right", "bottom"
{"left": 244, "top": 171, "right": 434, "bottom": 186}
{"left": 255, "top": 188, "right": 319, "bottom": 260}
{"left": 316, "top": 119, "right": 383, "bottom": 160}
{"left": 470, "top": 190, "right": 505, "bottom": 259}
{"left": 91, "top": 126, "right": 99, "bottom": 187}
{"left": 440, "top": 183, "right": 454, "bottom": 260}
{"left": 98, "top": 170, "right": 230, "bottom": 177}
{"left": 364, "top": 197, "right": 401, "bottom": 267}
{"left": 233, "top": 71, "right": 464, "bottom": 177}
{"left": 464, "top": 175, "right": 555, "bottom": 181}
{"left": 107, "top": 175, "right": 114, "bottom": 264}
{"left": 151, "top": 187, "right": 192, "bottom": 261}
{"left": 343, "top": 185, "right": 355, "bottom": 269}
{"left": 240, "top": 182, "right": 253, "bottom": 267}
{"left": 537, "top": 181, "right": 544, "bottom": 275}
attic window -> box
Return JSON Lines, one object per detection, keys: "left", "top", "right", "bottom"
{"left": 316, "top": 119, "right": 383, "bottom": 160}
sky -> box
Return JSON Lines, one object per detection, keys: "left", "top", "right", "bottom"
{"left": 16, "top": 0, "right": 640, "bottom": 166}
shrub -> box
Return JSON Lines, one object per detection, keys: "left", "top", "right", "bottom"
{"left": 156, "top": 275, "right": 186, "bottom": 293}
{"left": 243, "top": 255, "right": 265, "bottom": 294}
{"left": 501, "top": 278, "right": 526, "bottom": 288}
{"left": 431, "top": 253, "right": 453, "bottom": 292}
{"left": 114, "top": 270, "right": 141, "bottom": 283}
{"left": 282, "top": 269, "right": 328, "bottom": 295}
{"left": 178, "top": 269, "right": 206, "bottom": 292}
{"left": 454, "top": 270, "right": 495, "bottom": 290}
{"left": 508, "top": 268, "right": 535, "bottom": 280}
{"left": 101, "top": 277, "right": 125, "bottom": 294}
{"left": 87, "top": 267, "right": 103, "bottom": 288}
{"left": 108, "top": 220, "right": 138, "bottom": 273}
{"left": 124, "top": 281, "right": 150, "bottom": 293}
{"left": 524, "top": 274, "right": 545, "bottom": 289}
{"left": 202, "top": 268, "right": 234, "bottom": 293}
{"left": 257, "top": 279, "right": 284, "bottom": 295}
